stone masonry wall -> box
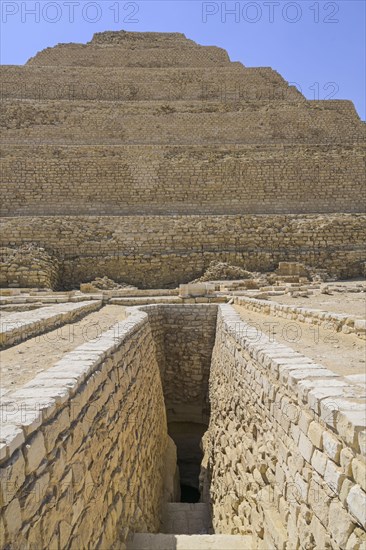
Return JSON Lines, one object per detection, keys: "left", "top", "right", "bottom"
{"left": 2, "top": 100, "right": 363, "bottom": 147}
{"left": 1, "top": 145, "right": 364, "bottom": 216}
{"left": 1, "top": 214, "right": 364, "bottom": 288}
{"left": 26, "top": 44, "right": 230, "bottom": 67}
{"left": 0, "top": 245, "right": 60, "bottom": 289}
{"left": 202, "top": 305, "right": 366, "bottom": 548}
{"left": 0, "top": 310, "right": 170, "bottom": 549}
{"left": 137, "top": 304, "right": 218, "bottom": 424}
{"left": 0, "top": 66, "right": 300, "bottom": 102}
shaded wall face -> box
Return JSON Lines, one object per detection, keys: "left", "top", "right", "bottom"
{"left": 141, "top": 305, "right": 218, "bottom": 424}
{"left": 168, "top": 422, "right": 207, "bottom": 492}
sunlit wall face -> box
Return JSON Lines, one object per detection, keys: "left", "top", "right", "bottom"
{"left": 0, "top": 0, "right": 365, "bottom": 121}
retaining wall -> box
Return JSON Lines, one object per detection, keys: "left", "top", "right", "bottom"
{"left": 1, "top": 303, "right": 365, "bottom": 548}
{"left": 0, "top": 309, "right": 172, "bottom": 549}
{"left": 202, "top": 305, "right": 366, "bottom": 548}
{"left": 2, "top": 100, "right": 363, "bottom": 147}
{"left": 0, "top": 66, "right": 300, "bottom": 102}
{"left": 137, "top": 304, "right": 218, "bottom": 424}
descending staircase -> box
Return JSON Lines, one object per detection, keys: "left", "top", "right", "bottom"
{"left": 127, "top": 533, "right": 254, "bottom": 549}
{"left": 127, "top": 503, "right": 254, "bottom": 549}
{"left": 162, "top": 503, "right": 212, "bottom": 535}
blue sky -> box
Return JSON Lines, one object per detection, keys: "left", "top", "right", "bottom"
{"left": 1, "top": 0, "right": 365, "bottom": 119}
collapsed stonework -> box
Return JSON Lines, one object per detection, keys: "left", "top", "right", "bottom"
{"left": 0, "top": 30, "right": 365, "bottom": 289}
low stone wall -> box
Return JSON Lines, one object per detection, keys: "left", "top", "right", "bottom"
{"left": 202, "top": 305, "right": 366, "bottom": 548}
{"left": 0, "top": 309, "right": 171, "bottom": 548}
{"left": 0, "top": 300, "right": 102, "bottom": 348}
{"left": 0, "top": 245, "right": 60, "bottom": 290}
{"left": 234, "top": 296, "right": 366, "bottom": 340}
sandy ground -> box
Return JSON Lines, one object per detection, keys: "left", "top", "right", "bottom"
{"left": 0, "top": 305, "right": 125, "bottom": 393}
{"left": 270, "top": 282, "right": 366, "bottom": 317}
{"left": 234, "top": 305, "right": 366, "bottom": 378}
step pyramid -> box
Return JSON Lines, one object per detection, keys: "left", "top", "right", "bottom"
{"left": 1, "top": 30, "right": 365, "bottom": 289}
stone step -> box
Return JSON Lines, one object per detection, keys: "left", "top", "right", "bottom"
{"left": 127, "top": 533, "right": 254, "bottom": 549}
{"left": 161, "top": 502, "right": 212, "bottom": 535}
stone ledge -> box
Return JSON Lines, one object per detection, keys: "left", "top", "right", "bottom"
{"left": 0, "top": 309, "right": 148, "bottom": 465}
{"left": 219, "top": 304, "right": 366, "bottom": 455}
{"left": 0, "top": 300, "right": 102, "bottom": 348}
{"left": 234, "top": 296, "right": 366, "bottom": 340}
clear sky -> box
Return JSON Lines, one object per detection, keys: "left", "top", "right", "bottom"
{"left": 1, "top": 0, "right": 365, "bottom": 120}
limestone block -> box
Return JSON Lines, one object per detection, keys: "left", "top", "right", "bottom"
{"left": 3, "top": 497, "right": 22, "bottom": 536}
{"left": 298, "top": 410, "right": 313, "bottom": 434}
{"left": 355, "top": 319, "right": 366, "bottom": 333}
{"left": 308, "top": 478, "right": 332, "bottom": 527}
{"left": 310, "top": 514, "right": 331, "bottom": 549}
{"left": 294, "top": 472, "right": 308, "bottom": 503}
{"left": 298, "top": 432, "right": 314, "bottom": 463}
{"left": 24, "top": 432, "right": 46, "bottom": 475}
{"left": 42, "top": 406, "right": 70, "bottom": 452}
{"left": 307, "top": 421, "right": 323, "bottom": 449}
{"left": 263, "top": 507, "right": 288, "bottom": 550}
{"left": 352, "top": 459, "right": 366, "bottom": 492}
{"left": 340, "top": 447, "right": 355, "bottom": 476}
{"left": 0, "top": 450, "right": 26, "bottom": 506}
{"left": 359, "top": 431, "right": 366, "bottom": 458}
{"left": 337, "top": 410, "right": 366, "bottom": 451}
{"left": 328, "top": 500, "right": 355, "bottom": 547}
{"left": 311, "top": 449, "right": 327, "bottom": 476}
{"left": 340, "top": 478, "right": 355, "bottom": 507}
{"left": 0, "top": 515, "right": 6, "bottom": 548}
{"left": 22, "top": 472, "right": 50, "bottom": 522}
{"left": 347, "top": 485, "right": 366, "bottom": 528}
{"left": 345, "top": 528, "right": 366, "bottom": 550}
{"left": 324, "top": 459, "right": 346, "bottom": 496}
{"left": 0, "top": 424, "right": 25, "bottom": 463}
{"left": 323, "top": 431, "right": 342, "bottom": 464}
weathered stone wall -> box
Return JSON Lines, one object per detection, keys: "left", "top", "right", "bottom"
{"left": 1, "top": 29, "right": 365, "bottom": 290}
{"left": 26, "top": 44, "right": 230, "bottom": 68}
{"left": 1, "top": 145, "right": 364, "bottom": 216}
{"left": 0, "top": 66, "right": 300, "bottom": 102}
{"left": 0, "top": 310, "right": 171, "bottom": 548}
{"left": 202, "top": 305, "right": 366, "bottom": 548}
{"left": 1, "top": 100, "right": 363, "bottom": 147}
{"left": 1, "top": 214, "right": 364, "bottom": 288}
{"left": 137, "top": 304, "right": 218, "bottom": 423}
{"left": 0, "top": 245, "right": 60, "bottom": 289}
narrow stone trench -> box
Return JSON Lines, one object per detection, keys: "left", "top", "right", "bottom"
{"left": 163, "top": 422, "right": 212, "bottom": 536}
{"left": 127, "top": 306, "right": 254, "bottom": 549}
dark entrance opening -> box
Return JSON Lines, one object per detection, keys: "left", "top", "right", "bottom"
{"left": 168, "top": 422, "right": 207, "bottom": 503}
{"left": 180, "top": 484, "right": 200, "bottom": 503}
